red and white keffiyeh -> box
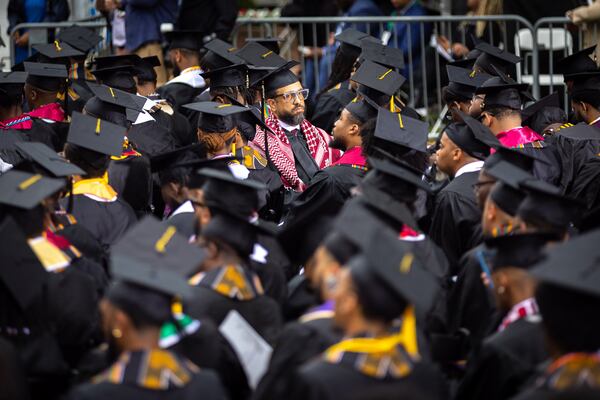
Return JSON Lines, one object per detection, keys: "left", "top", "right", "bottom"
{"left": 252, "top": 115, "right": 340, "bottom": 191}
{"left": 498, "top": 297, "right": 539, "bottom": 332}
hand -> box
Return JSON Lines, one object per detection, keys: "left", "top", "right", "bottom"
{"left": 451, "top": 43, "right": 470, "bottom": 58}
{"left": 566, "top": 10, "right": 573, "bottom": 21}
{"left": 436, "top": 35, "right": 450, "bottom": 51}
{"left": 15, "top": 31, "right": 29, "bottom": 47}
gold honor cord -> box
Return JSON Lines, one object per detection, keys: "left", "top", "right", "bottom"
{"left": 155, "top": 226, "right": 177, "bottom": 253}
{"left": 18, "top": 174, "right": 42, "bottom": 190}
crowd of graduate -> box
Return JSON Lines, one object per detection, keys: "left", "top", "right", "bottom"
{"left": 0, "top": 23, "right": 600, "bottom": 400}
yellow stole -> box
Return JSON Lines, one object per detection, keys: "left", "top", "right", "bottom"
{"left": 72, "top": 173, "right": 118, "bottom": 201}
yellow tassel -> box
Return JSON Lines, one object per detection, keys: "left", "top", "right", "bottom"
{"left": 95, "top": 118, "right": 101, "bottom": 134}
{"left": 217, "top": 104, "right": 232, "bottom": 108}
{"left": 261, "top": 51, "right": 273, "bottom": 59}
{"left": 109, "top": 87, "right": 115, "bottom": 98}
{"left": 155, "top": 226, "right": 177, "bottom": 253}
{"left": 18, "top": 174, "right": 42, "bottom": 190}
{"left": 399, "top": 252, "right": 414, "bottom": 274}
{"left": 389, "top": 97, "right": 396, "bottom": 113}
{"left": 231, "top": 141, "right": 236, "bottom": 156}
{"left": 397, "top": 113, "right": 404, "bottom": 129}
{"left": 378, "top": 69, "right": 393, "bottom": 80}
{"left": 54, "top": 40, "right": 62, "bottom": 52}
{"left": 171, "top": 299, "right": 183, "bottom": 315}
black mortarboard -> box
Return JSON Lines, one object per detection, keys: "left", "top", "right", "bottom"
{"left": 91, "top": 65, "right": 137, "bottom": 92}
{"left": 234, "top": 42, "right": 288, "bottom": 70}
{"left": 484, "top": 232, "right": 556, "bottom": 270}
{"left": 32, "top": 41, "right": 84, "bottom": 60}
{"left": 201, "top": 64, "right": 247, "bottom": 88}
{"left": 335, "top": 28, "right": 379, "bottom": 60}
{"left": 0, "top": 71, "right": 27, "bottom": 97}
{"left": 517, "top": 178, "right": 582, "bottom": 232}
{"left": 359, "top": 41, "right": 404, "bottom": 70}
{"left": 0, "top": 170, "right": 65, "bottom": 209}
{"left": 367, "top": 156, "right": 431, "bottom": 192}
{"left": 92, "top": 54, "right": 141, "bottom": 69}
{"left": 485, "top": 160, "right": 533, "bottom": 215}
{"left": 358, "top": 187, "right": 420, "bottom": 231}
{"left": 449, "top": 47, "right": 482, "bottom": 69}
{"left": 345, "top": 97, "right": 377, "bottom": 123}
{"left": 0, "top": 217, "right": 48, "bottom": 310}
{"left": 556, "top": 45, "right": 598, "bottom": 80}
{"left": 521, "top": 92, "right": 560, "bottom": 123}
{"left": 182, "top": 158, "right": 235, "bottom": 189}
{"left": 86, "top": 82, "right": 144, "bottom": 111}
{"left": 277, "top": 214, "right": 335, "bottom": 266}
{"left": 446, "top": 65, "right": 492, "bottom": 99}
{"left": 556, "top": 122, "right": 600, "bottom": 140}
{"left": 476, "top": 66, "right": 533, "bottom": 110}
{"left": 204, "top": 38, "right": 245, "bottom": 66}
{"left": 473, "top": 42, "right": 521, "bottom": 76}
{"left": 321, "top": 230, "right": 360, "bottom": 265}
{"left": 262, "top": 61, "right": 301, "bottom": 94}
{"left": 484, "top": 145, "right": 542, "bottom": 173}
{"left": 23, "top": 62, "right": 67, "bottom": 92}
{"left": 353, "top": 228, "right": 438, "bottom": 311}
{"left": 570, "top": 73, "right": 600, "bottom": 103}
{"left": 111, "top": 215, "right": 205, "bottom": 284}
{"left": 352, "top": 60, "right": 405, "bottom": 97}
{"left": 67, "top": 112, "right": 125, "bottom": 157}
{"left": 531, "top": 229, "right": 600, "bottom": 297}
{"left": 149, "top": 143, "right": 204, "bottom": 173}
{"left": 444, "top": 114, "right": 500, "bottom": 160}
{"left": 15, "top": 142, "right": 85, "bottom": 177}
{"left": 133, "top": 56, "right": 161, "bottom": 83}
{"left": 56, "top": 25, "right": 102, "bottom": 53}
{"left": 199, "top": 167, "right": 265, "bottom": 217}
{"left": 164, "top": 30, "right": 203, "bottom": 51}
{"left": 374, "top": 107, "right": 428, "bottom": 153}
{"left": 245, "top": 37, "right": 280, "bottom": 54}
{"left": 182, "top": 101, "right": 250, "bottom": 132}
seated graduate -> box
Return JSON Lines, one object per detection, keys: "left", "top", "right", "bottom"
{"left": 66, "top": 217, "right": 227, "bottom": 400}
{"left": 521, "top": 92, "right": 567, "bottom": 138}
{"left": 61, "top": 112, "right": 137, "bottom": 249}
{"left": 471, "top": 41, "right": 522, "bottom": 79}
{"left": 0, "top": 173, "right": 101, "bottom": 400}
{"left": 55, "top": 25, "right": 102, "bottom": 116}
{"left": 443, "top": 65, "right": 492, "bottom": 122}
{"left": 513, "top": 231, "right": 600, "bottom": 400}
{"left": 291, "top": 229, "right": 447, "bottom": 400}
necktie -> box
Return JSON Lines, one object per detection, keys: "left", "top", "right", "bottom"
{"left": 287, "top": 129, "right": 319, "bottom": 183}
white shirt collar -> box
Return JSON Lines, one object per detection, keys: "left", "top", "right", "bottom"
{"left": 454, "top": 160, "right": 484, "bottom": 178}
{"left": 169, "top": 200, "right": 194, "bottom": 218}
{"left": 165, "top": 66, "right": 206, "bottom": 88}
{"left": 278, "top": 119, "right": 300, "bottom": 132}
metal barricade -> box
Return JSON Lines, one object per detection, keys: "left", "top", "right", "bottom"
{"left": 233, "top": 15, "right": 537, "bottom": 125}
{"left": 9, "top": 19, "right": 109, "bottom": 67}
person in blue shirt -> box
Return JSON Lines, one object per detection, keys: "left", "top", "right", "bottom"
{"left": 386, "top": 0, "right": 432, "bottom": 79}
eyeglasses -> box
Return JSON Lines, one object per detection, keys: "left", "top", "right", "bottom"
{"left": 274, "top": 88, "right": 310, "bottom": 102}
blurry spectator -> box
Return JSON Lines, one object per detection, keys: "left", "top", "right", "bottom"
{"left": 8, "top": 0, "right": 70, "bottom": 64}
{"left": 176, "top": 0, "right": 237, "bottom": 42}
{"left": 96, "top": 0, "right": 128, "bottom": 55}
{"left": 385, "top": 0, "right": 432, "bottom": 79}
{"left": 568, "top": 1, "right": 600, "bottom": 56}
{"left": 119, "top": 0, "right": 177, "bottom": 86}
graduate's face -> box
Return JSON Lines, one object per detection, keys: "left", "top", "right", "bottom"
{"left": 435, "top": 133, "right": 459, "bottom": 176}
{"left": 474, "top": 170, "right": 495, "bottom": 211}
{"left": 267, "top": 81, "right": 306, "bottom": 125}
{"left": 311, "top": 246, "right": 343, "bottom": 302}
{"left": 469, "top": 94, "right": 485, "bottom": 118}
{"left": 331, "top": 109, "right": 359, "bottom": 150}
{"left": 333, "top": 269, "right": 359, "bottom": 330}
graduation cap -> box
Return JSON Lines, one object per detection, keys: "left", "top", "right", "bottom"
{"left": 0, "top": 217, "right": 49, "bottom": 310}
{"left": 133, "top": 56, "right": 161, "bottom": 83}
{"left": 245, "top": 37, "right": 280, "bottom": 54}
{"left": 164, "top": 30, "right": 203, "bottom": 51}
{"left": 56, "top": 25, "right": 102, "bottom": 53}
{"left": 23, "top": 62, "right": 67, "bottom": 92}
{"left": 87, "top": 82, "right": 144, "bottom": 111}
{"left": 32, "top": 41, "right": 84, "bottom": 61}
{"left": 517, "top": 178, "right": 582, "bottom": 233}
{"left": 556, "top": 45, "right": 598, "bottom": 81}
{"left": 530, "top": 229, "right": 600, "bottom": 298}
{"left": 351, "top": 227, "right": 439, "bottom": 312}
{"left": 367, "top": 156, "right": 430, "bottom": 192}
{"left": 108, "top": 216, "right": 206, "bottom": 323}
{"left": 485, "top": 160, "right": 534, "bottom": 215}
{"left": 199, "top": 167, "right": 265, "bottom": 216}
{"left": 149, "top": 143, "right": 204, "bottom": 173}
{"left": 359, "top": 186, "right": 420, "bottom": 231}
{"left": 261, "top": 61, "right": 302, "bottom": 94}
{"left": 555, "top": 122, "right": 600, "bottom": 140}
{"left": 473, "top": 41, "right": 521, "bottom": 76}
{"left": 335, "top": 28, "right": 379, "bottom": 59}
{"left": 570, "top": 72, "right": 600, "bottom": 102}
{"left": 277, "top": 213, "right": 335, "bottom": 266}
{"left": 91, "top": 66, "right": 137, "bottom": 92}
{"left": 483, "top": 232, "right": 556, "bottom": 271}
{"left": 182, "top": 101, "right": 250, "bottom": 132}
{"left": 449, "top": 47, "right": 482, "bottom": 69}
{"left": 483, "top": 145, "right": 545, "bottom": 173}
{"left": 521, "top": 92, "right": 561, "bottom": 123}
{"left": 444, "top": 113, "right": 500, "bottom": 160}
{"left": 235, "top": 41, "right": 288, "bottom": 70}
{"left": 67, "top": 112, "right": 126, "bottom": 157}
{"left": 476, "top": 66, "right": 533, "bottom": 110}
{"left": 0, "top": 71, "right": 27, "bottom": 97}
{"left": 359, "top": 41, "right": 404, "bottom": 70}
{"left": 203, "top": 38, "right": 245, "bottom": 66}
{"left": 352, "top": 60, "right": 406, "bottom": 98}
{"left": 344, "top": 97, "right": 377, "bottom": 124}
{"left": 0, "top": 169, "right": 65, "bottom": 209}
{"left": 201, "top": 64, "right": 247, "bottom": 88}
{"left": 15, "top": 142, "right": 85, "bottom": 177}
{"left": 374, "top": 107, "right": 428, "bottom": 153}
{"left": 446, "top": 65, "right": 492, "bottom": 100}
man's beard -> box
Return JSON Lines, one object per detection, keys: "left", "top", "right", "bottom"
{"left": 278, "top": 110, "right": 305, "bottom": 126}
{"left": 329, "top": 136, "right": 347, "bottom": 150}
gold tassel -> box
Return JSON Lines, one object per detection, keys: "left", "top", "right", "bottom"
{"left": 95, "top": 118, "right": 101, "bottom": 134}
{"left": 18, "top": 174, "right": 42, "bottom": 190}
{"left": 155, "top": 226, "right": 177, "bottom": 253}
{"left": 397, "top": 113, "right": 404, "bottom": 129}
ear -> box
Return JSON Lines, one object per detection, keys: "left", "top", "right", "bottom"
{"left": 266, "top": 97, "right": 276, "bottom": 112}
{"left": 485, "top": 200, "right": 497, "bottom": 222}
{"left": 580, "top": 102, "right": 588, "bottom": 113}
{"left": 205, "top": 240, "right": 219, "bottom": 259}
{"left": 452, "top": 147, "right": 462, "bottom": 161}
{"left": 348, "top": 122, "right": 360, "bottom": 137}
{"left": 113, "top": 308, "right": 131, "bottom": 335}
{"left": 199, "top": 206, "right": 211, "bottom": 227}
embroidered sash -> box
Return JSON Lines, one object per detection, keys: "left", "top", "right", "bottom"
{"left": 188, "top": 264, "right": 264, "bottom": 301}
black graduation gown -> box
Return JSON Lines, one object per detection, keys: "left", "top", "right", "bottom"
{"left": 456, "top": 318, "right": 548, "bottom": 400}
{"left": 552, "top": 124, "right": 600, "bottom": 194}
{"left": 310, "top": 81, "right": 355, "bottom": 133}
{"left": 0, "top": 128, "right": 27, "bottom": 165}
{"left": 250, "top": 236, "right": 289, "bottom": 307}
{"left": 292, "top": 356, "right": 448, "bottom": 400}
{"left": 108, "top": 154, "right": 153, "bottom": 216}
{"left": 429, "top": 171, "right": 483, "bottom": 269}
{"left": 19, "top": 119, "right": 56, "bottom": 150}
{"left": 0, "top": 337, "right": 30, "bottom": 400}
{"left": 157, "top": 83, "right": 204, "bottom": 119}
{"left": 569, "top": 155, "right": 600, "bottom": 217}
{"left": 517, "top": 141, "right": 562, "bottom": 187}
{"left": 164, "top": 210, "right": 198, "bottom": 240}
{"left": 253, "top": 306, "right": 343, "bottom": 400}
{"left": 60, "top": 195, "right": 137, "bottom": 250}
{"left": 66, "top": 350, "right": 226, "bottom": 400}
{"left": 127, "top": 121, "right": 178, "bottom": 157}
{"left": 50, "top": 215, "right": 108, "bottom": 268}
